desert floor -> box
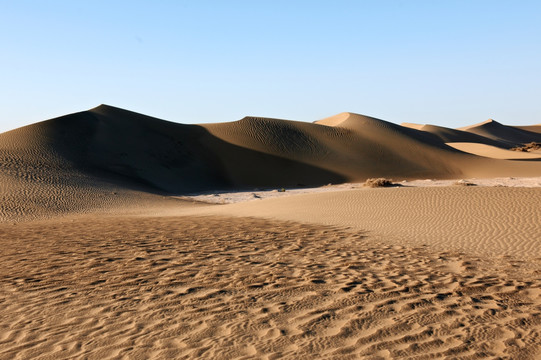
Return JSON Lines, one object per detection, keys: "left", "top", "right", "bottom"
{"left": 1, "top": 184, "right": 540, "bottom": 359}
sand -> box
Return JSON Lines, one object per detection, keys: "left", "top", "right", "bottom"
{"left": 446, "top": 143, "right": 541, "bottom": 159}
{"left": 1, "top": 106, "right": 541, "bottom": 359}
{"left": 192, "top": 186, "right": 541, "bottom": 260}
{"left": 2, "top": 215, "right": 540, "bottom": 359}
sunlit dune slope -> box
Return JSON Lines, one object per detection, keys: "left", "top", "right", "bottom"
{"left": 515, "top": 124, "right": 541, "bottom": 134}
{"left": 313, "top": 113, "right": 541, "bottom": 179}
{"left": 446, "top": 142, "right": 541, "bottom": 160}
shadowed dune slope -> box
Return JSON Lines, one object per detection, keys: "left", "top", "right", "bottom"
{"left": 0, "top": 106, "right": 345, "bottom": 202}
{"left": 313, "top": 113, "right": 541, "bottom": 178}
{"left": 88, "top": 106, "right": 349, "bottom": 191}
{"left": 459, "top": 119, "right": 541, "bottom": 146}
{"left": 402, "top": 123, "right": 511, "bottom": 148}
{"left": 205, "top": 112, "right": 474, "bottom": 181}
{"left": 0, "top": 106, "right": 225, "bottom": 192}
{"left": 2, "top": 105, "right": 541, "bottom": 220}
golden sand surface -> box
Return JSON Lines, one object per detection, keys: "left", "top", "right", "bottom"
{"left": 1, "top": 215, "right": 540, "bottom": 359}
{"left": 198, "top": 186, "right": 541, "bottom": 260}
{"left": 446, "top": 142, "right": 541, "bottom": 160}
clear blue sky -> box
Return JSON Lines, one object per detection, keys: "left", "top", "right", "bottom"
{"left": 1, "top": 0, "right": 540, "bottom": 133}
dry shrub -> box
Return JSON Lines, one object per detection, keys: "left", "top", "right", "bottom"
{"left": 510, "top": 142, "right": 541, "bottom": 152}
{"left": 363, "top": 178, "right": 394, "bottom": 188}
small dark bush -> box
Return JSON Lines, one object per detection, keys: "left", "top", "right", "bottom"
{"left": 510, "top": 142, "right": 541, "bottom": 152}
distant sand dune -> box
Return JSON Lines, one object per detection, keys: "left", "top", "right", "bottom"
{"left": 402, "top": 123, "right": 512, "bottom": 148}
{"left": 446, "top": 142, "right": 541, "bottom": 159}
{"left": 1, "top": 106, "right": 541, "bottom": 222}
{"left": 459, "top": 119, "right": 541, "bottom": 146}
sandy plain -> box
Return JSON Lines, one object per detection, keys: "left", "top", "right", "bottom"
{"left": 1, "top": 106, "right": 541, "bottom": 359}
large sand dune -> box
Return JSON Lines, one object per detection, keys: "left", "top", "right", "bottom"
{"left": 1, "top": 106, "right": 541, "bottom": 358}
{"left": 2, "top": 105, "right": 541, "bottom": 221}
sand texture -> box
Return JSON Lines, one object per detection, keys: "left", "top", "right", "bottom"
{"left": 1, "top": 106, "right": 541, "bottom": 358}
{"left": 1, "top": 216, "right": 540, "bottom": 359}
{"left": 446, "top": 143, "right": 541, "bottom": 159}
{"left": 195, "top": 186, "right": 541, "bottom": 260}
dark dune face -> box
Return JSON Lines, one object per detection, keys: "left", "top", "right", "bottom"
{"left": 0, "top": 105, "right": 347, "bottom": 195}
{"left": 458, "top": 119, "right": 541, "bottom": 147}
{"left": 1, "top": 105, "right": 541, "bottom": 200}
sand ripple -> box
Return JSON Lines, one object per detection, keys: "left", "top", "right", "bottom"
{"left": 207, "top": 186, "right": 541, "bottom": 260}
{"left": 1, "top": 216, "right": 539, "bottom": 359}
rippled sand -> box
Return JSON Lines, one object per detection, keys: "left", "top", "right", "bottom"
{"left": 1, "top": 215, "right": 540, "bottom": 359}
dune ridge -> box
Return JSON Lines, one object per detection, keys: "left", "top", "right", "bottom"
{"left": 402, "top": 123, "right": 511, "bottom": 148}
{"left": 2, "top": 105, "right": 541, "bottom": 221}
{"left": 458, "top": 119, "right": 541, "bottom": 146}
{"left": 2, "top": 105, "right": 541, "bottom": 201}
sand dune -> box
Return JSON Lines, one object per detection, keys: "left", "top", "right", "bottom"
{"left": 402, "top": 123, "right": 512, "bottom": 148}
{"left": 204, "top": 112, "right": 469, "bottom": 182}
{"left": 2, "top": 106, "right": 541, "bottom": 213}
{"left": 205, "top": 111, "right": 541, "bottom": 183}
{"left": 1, "top": 106, "right": 541, "bottom": 358}
{"left": 459, "top": 119, "right": 541, "bottom": 146}
{"left": 516, "top": 124, "right": 541, "bottom": 134}
{"left": 446, "top": 142, "right": 541, "bottom": 159}
{"left": 401, "top": 119, "right": 541, "bottom": 164}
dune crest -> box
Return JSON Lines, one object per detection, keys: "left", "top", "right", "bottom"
{"left": 459, "top": 118, "right": 498, "bottom": 130}
{"left": 458, "top": 118, "right": 541, "bottom": 146}
{"left": 314, "top": 111, "right": 352, "bottom": 126}
{"left": 1, "top": 105, "right": 541, "bottom": 221}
